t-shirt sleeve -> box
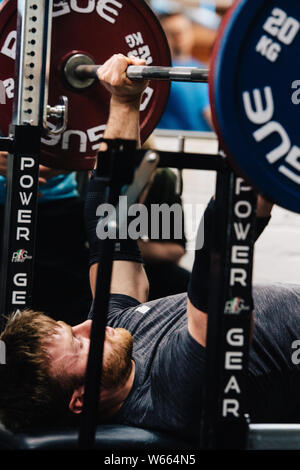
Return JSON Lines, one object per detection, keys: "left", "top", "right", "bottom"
{"left": 88, "top": 294, "right": 140, "bottom": 321}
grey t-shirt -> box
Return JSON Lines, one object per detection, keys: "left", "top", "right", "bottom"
{"left": 102, "top": 292, "right": 206, "bottom": 440}
{"left": 90, "top": 283, "right": 300, "bottom": 440}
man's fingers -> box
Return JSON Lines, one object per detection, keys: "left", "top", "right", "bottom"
{"left": 97, "top": 53, "right": 146, "bottom": 85}
{"left": 96, "top": 53, "right": 149, "bottom": 105}
{"left": 127, "top": 55, "right": 147, "bottom": 66}
{"left": 96, "top": 54, "right": 127, "bottom": 80}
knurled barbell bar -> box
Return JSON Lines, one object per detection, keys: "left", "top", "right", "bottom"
{"left": 63, "top": 53, "right": 209, "bottom": 90}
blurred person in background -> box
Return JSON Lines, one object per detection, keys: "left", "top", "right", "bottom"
{"left": 150, "top": 0, "right": 221, "bottom": 132}
{"left": 136, "top": 136, "right": 190, "bottom": 301}
{"left": 138, "top": 1, "right": 222, "bottom": 298}
{"left": 0, "top": 151, "right": 92, "bottom": 326}
{"left": 138, "top": 165, "right": 190, "bottom": 300}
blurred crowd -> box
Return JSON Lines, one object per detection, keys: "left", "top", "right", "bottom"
{"left": 147, "top": 0, "right": 234, "bottom": 132}
{"left": 148, "top": 0, "right": 233, "bottom": 65}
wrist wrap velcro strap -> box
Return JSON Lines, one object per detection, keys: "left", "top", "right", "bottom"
{"left": 113, "top": 222, "right": 143, "bottom": 264}
{"left": 85, "top": 171, "right": 143, "bottom": 267}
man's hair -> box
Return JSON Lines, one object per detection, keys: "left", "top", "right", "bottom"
{"left": 0, "top": 310, "right": 79, "bottom": 432}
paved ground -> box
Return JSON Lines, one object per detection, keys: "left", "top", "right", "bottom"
{"left": 153, "top": 130, "right": 300, "bottom": 285}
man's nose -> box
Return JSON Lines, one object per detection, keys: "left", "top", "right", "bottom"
{"left": 72, "top": 320, "right": 92, "bottom": 338}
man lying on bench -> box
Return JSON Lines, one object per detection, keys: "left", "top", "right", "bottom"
{"left": 0, "top": 54, "right": 298, "bottom": 441}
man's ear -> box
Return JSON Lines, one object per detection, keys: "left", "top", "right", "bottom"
{"left": 69, "top": 385, "right": 85, "bottom": 414}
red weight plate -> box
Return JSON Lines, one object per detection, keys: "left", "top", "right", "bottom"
{"left": 0, "top": 0, "right": 171, "bottom": 170}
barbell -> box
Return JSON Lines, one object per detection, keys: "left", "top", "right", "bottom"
{"left": 69, "top": 60, "right": 209, "bottom": 88}
{"left": 0, "top": 0, "right": 299, "bottom": 214}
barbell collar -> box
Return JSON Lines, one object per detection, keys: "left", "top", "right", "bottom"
{"left": 74, "top": 64, "right": 209, "bottom": 83}
{"left": 45, "top": 95, "right": 69, "bottom": 136}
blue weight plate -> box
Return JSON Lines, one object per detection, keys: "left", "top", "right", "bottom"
{"left": 210, "top": 0, "right": 300, "bottom": 213}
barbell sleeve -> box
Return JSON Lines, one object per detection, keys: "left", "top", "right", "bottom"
{"left": 74, "top": 64, "right": 209, "bottom": 83}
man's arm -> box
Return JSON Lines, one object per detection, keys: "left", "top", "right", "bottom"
{"left": 187, "top": 196, "right": 274, "bottom": 347}
{"left": 88, "top": 54, "right": 149, "bottom": 303}
{"left": 138, "top": 240, "right": 185, "bottom": 264}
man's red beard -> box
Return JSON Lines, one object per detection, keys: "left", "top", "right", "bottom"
{"left": 101, "top": 328, "right": 133, "bottom": 390}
